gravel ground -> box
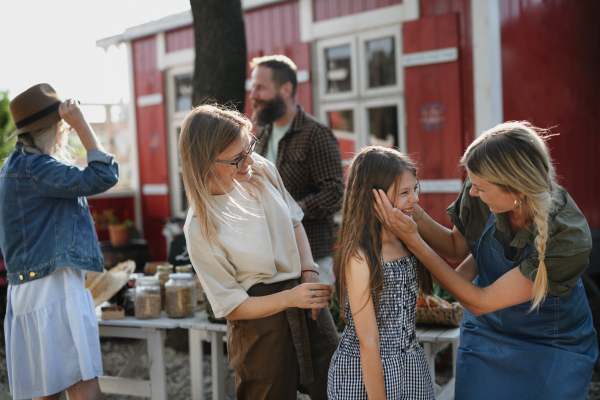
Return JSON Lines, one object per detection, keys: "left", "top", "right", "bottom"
{"left": 0, "top": 328, "right": 598, "bottom": 399}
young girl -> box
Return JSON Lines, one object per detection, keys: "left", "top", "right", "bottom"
{"left": 328, "top": 146, "right": 435, "bottom": 400}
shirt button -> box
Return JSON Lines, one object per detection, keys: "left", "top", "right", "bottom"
{"left": 29, "top": 272, "right": 35, "bottom": 278}
{"left": 19, "top": 275, "right": 23, "bottom": 280}
{"left": 402, "top": 327, "right": 406, "bottom": 330}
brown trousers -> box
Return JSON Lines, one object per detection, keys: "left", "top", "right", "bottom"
{"left": 227, "top": 279, "right": 339, "bottom": 400}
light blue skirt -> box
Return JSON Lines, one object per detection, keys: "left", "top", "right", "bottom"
{"left": 4, "top": 267, "right": 103, "bottom": 399}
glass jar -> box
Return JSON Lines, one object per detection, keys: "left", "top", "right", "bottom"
{"left": 165, "top": 273, "right": 197, "bottom": 318}
{"left": 135, "top": 277, "right": 162, "bottom": 319}
{"left": 123, "top": 288, "right": 136, "bottom": 316}
{"left": 175, "top": 265, "right": 192, "bottom": 273}
{"left": 176, "top": 265, "right": 204, "bottom": 306}
{"left": 154, "top": 264, "right": 173, "bottom": 310}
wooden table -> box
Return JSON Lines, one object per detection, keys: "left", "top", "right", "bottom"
{"left": 180, "top": 313, "right": 228, "bottom": 400}
{"left": 416, "top": 324, "right": 461, "bottom": 400}
{"left": 96, "top": 311, "right": 181, "bottom": 400}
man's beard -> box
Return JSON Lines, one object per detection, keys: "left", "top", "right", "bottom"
{"left": 252, "top": 95, "right": 287, "bottom": 126}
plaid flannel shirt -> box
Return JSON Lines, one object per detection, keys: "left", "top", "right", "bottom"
{"left": 255, "top": 105, "right": 344, "bottom": 260}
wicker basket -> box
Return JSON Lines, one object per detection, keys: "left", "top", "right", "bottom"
{"left": 416, "top": 302, "right": 464, "bottom": 326}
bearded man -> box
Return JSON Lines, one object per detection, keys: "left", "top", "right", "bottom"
{"left": 249, "top": 55, "right": 344, "bottom": 286}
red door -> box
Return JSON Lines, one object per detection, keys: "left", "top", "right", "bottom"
{"left": 403, "top": 13, "right": 465, "bottom": 227}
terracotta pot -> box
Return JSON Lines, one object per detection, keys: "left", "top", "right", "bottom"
{"left": 108, "top": 225, "right": 133, "bottom": 247}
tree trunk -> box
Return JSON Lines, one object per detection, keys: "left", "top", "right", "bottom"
{"left": 190, "top": 0, "right": 247, "bottom": 113}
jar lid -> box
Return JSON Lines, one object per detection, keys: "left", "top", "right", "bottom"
{"left": 175, "top": 265, "right": 193, "bottom": 272}
{"left": 137, "top": 277, "right": 160, "bottom": 286}
{"left": 129, "top": 273, "right": 145, "bottom": 280}
{"left": 124, "top": 288, "right": 136, "bottom": 297}
{"left": 157, "top": 264, "right": 173, "bottom": 271}
{"left": 169, "top": 273, "right": 192, "bottom": 279}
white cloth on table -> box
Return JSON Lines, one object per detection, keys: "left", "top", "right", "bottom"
{"left": 4, "top": 266, "right": 103, "bottom": 399}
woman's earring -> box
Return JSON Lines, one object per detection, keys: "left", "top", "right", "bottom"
{"left": 514, "top": 199, "right": 519, "bottom": 206}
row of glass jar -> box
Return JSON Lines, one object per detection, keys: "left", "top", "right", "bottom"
{"left": 123, "top": 264, "right": 201, "bottom": 319}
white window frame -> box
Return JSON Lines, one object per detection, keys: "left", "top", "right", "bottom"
{"left": 166, "top": 64, "right": 194, "bottom": 218}
{"left": 320, "top": 102, "right": 362, "bottom": 165}
{"left": 316, "top": 35, "right": 358, "bottom": 103}
{"left": 362, "top": 96, "right": 406, "bottom": 153}
{"left": 358, "top": 26, "right": 403, "bottom": 98}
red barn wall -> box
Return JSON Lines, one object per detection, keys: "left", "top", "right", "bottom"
{"left": 166, "top": 26, "right": 194, "bottom": 52}
{"left": 132, "top": 36, "right": 170, "bottom": 261}
{"left": 313, "top": 0, "right": 403, "bottom": 21}
{"left": 499, "top": 0, "right": 600, "bottom": 229}
{"left": 244, "top": 0, "right": 312, "bottom": 117}
{"left": 419, "top": 0, "right": 474, "bottom": 154}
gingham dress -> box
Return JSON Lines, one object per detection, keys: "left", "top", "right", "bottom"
{"left": 327, "top": 255, "right": 435, "bottom": 399}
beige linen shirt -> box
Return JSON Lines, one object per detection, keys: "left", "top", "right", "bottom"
{"left": 184, "top": 155, "right": 304, "bottom": 318}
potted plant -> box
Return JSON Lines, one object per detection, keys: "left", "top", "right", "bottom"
{"left": 102, "top": 209, "right": 134, "bottom": 247}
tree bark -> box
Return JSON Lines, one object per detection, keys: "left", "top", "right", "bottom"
{"left": 190, "top": 0, "right": 247, "bottom": 113}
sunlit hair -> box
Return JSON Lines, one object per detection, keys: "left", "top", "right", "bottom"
{"left": 462, "top": 121, "right": 558, "bottom": 310}
{"left": 250, "top": 55, "right": 298, "bottom": 99}
{"left": 17, "top": 120, "right": 75, "bottom": 163}
{"left": 179, "top": 104, "right": 266, "bottom": 245}
{"left": 335, "top": 146, "right": 433, "bottom": 323}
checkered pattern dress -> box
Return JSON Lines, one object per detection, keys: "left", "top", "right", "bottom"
{"left": 327, "top": 256, "right": 435, "bottom": 399}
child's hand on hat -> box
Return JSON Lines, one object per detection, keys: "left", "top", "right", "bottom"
{"left": 59, "top": 98, "right": 85, "bottom": 131}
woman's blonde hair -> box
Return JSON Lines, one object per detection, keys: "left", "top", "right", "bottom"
{"left": 335, "top": 146, "right": 433, "bottom": 323}
{"left": 179, "top": 104, "right": 265, "bottom": 244}
{"left": 462, "top": 121, "right": 557, "bottom": 309}
{"left": 18, "top": 120, "right": 74, "bottom": 163}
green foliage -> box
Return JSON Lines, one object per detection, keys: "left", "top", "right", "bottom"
{"left": 92, "top": 208, "right": 133, "bottom": 229}
{"left": 433, "top": 283, "right": 457, "bottom": 303}
{"left": 0, "top": 91, "right": 17, "bottom": 162}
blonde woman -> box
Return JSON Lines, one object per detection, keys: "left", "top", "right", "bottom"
{"left": 374, "top": 122, "right": 597, "bottom": 399}
{"left": 180, "top": 105, "right": 338, "bottom": 399}
{"left": 1, "top": 84, "right": 118, "bottom": 400}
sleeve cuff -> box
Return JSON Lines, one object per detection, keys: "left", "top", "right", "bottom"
{"left": 87, "top": 149, "right": 115, "bottom": 165}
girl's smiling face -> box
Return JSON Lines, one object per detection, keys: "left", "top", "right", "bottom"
{"left": 387, "top": 171, "right": 420, "bottom": 218}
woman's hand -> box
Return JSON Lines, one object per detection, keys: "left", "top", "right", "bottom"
{"left": 301, "top": 271, "right": 323, "bottom": 320}
{"left": 286, "top": 283, "right": 331, "bottom": 320}
{"left": 373, "top": 189, "right": 420, "bottom": 246}
{"left": 58, "top": 99, "right": 86, "bottom": 131}
{"left": 58, "top": 99, "right": 104, "bottom": 152}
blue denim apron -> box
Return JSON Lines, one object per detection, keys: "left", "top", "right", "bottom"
{"left": 455, "top": 215, "right": 598, "bottom": 400}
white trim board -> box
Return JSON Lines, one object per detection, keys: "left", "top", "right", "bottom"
{"left": 403, "top": 47, "right": 458, "bottom": 67}
{"left": 300, "top": 0, "right": 419, "bottom": 42}
{"left": 472, "top": 0, "right": 503, "bottom": 136}
{"left": 137, "top": 94, "right": 164, "bottom": 108}
{"left": 419, "top": 179, "right": 462, "bottom": 193}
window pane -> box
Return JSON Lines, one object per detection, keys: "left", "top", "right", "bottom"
{"left": 328, "top": 110, "right": 355, "bottom": 160}
{"left": 367, "top": 37, "right": 396, "bottom": 88}
{"left": 328, "top": 110, "right": 354, "bottom": 133}
{"left": 326, "top": 45, "right": 352, "bottom": 93}
{"left": 368, "top": 106, "right": 398, "bottom": 148}
{"left": 175, "top": 73, "right": 193, "bottom": 112}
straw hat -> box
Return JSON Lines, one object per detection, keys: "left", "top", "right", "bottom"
{"left": 86, "top": 260, "right": 136, "bottom": 307}
{"left": 7, "top": 83, "right": 62, "bottom": 140}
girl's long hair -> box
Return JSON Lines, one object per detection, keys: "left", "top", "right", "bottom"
{"left": 178, "top": 104, "right": 266, "bottom": 245}
{"left": 335, "top": 146, "right": 433, "bottom": 322}
{"left": 462, "top": 121, "right": 558, "bottom": 310}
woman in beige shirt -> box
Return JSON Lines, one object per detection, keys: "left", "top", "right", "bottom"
{"left": 180, "top": 105, "right": 339, "bottom": 400}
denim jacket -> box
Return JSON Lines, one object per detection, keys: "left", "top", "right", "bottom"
{"left": 0, "top": 142, "right": 119, "bottom": 285}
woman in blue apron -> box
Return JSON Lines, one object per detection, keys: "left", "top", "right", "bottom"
{"left": 374, "top": 121, "right": 598, "bottom": 399}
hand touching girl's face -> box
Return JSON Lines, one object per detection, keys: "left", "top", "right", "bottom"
{"left": 387, "top": 172, "right": 419, "bottom": 218}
